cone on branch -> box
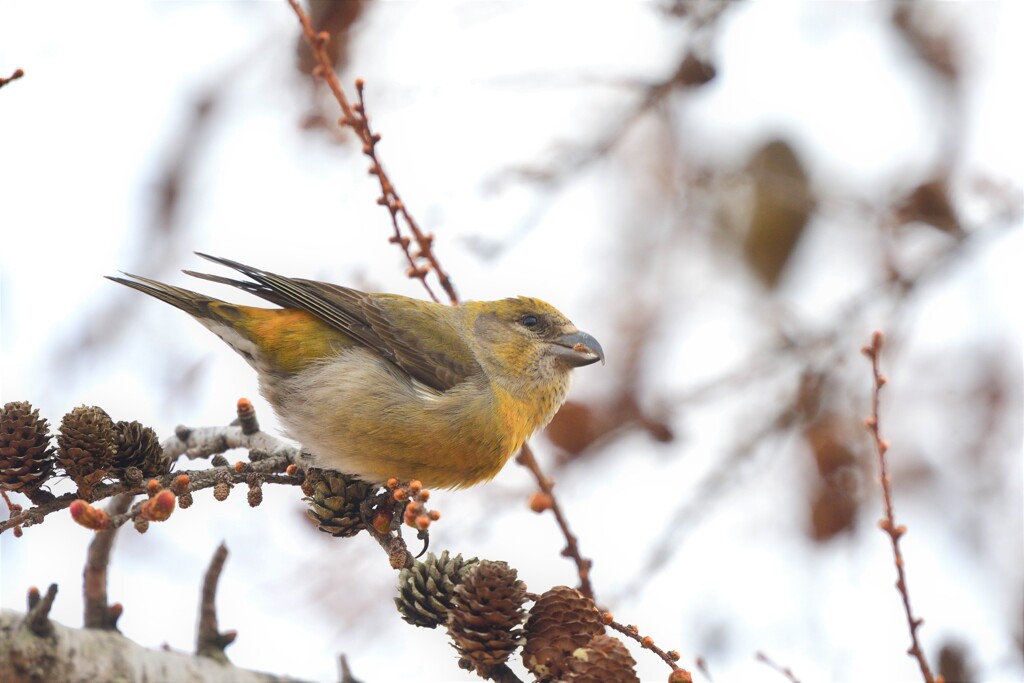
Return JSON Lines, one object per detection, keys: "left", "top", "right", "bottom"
{"left": 113, "top": 420, "right": 170, "bottom": 480}
{"left": 304, "top": 468, "right": 370, "bottom": 537}
{"left": 0, "top": 401, "right": 55, "bottom": 497}
{"left": 447, "top": 560, "right": 526, "bottom": 676}
{"left": 57, "top": 406, "right": 117, "bottom": 500}
{"left": 522, "top": 585, "right": 605, "bottom": 681}
{"left": 395, "top": 550, "right": 478, "bottom": 628}
{"left": 563, "top": 634, "right": 639, "bottom": 683}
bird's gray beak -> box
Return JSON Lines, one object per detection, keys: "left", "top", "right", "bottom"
{"left": 553, "top": 330, "right": 605, "bottom": 367}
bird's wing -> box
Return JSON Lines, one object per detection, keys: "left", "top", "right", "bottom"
{"left": 189, "top": 254, "right": 481, "bottom": 392}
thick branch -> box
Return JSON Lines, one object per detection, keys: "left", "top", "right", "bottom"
{"left": 197, "top": 543, "right": 235, "bottom": 662}
{"left": 0, "top": 609, "right": 312, "bottom": 683}
{"left": 22, "top": 584, "right": 58, "bottom": 637}
{"left": 83, "top": 494, "right": 133, "bottom": 630}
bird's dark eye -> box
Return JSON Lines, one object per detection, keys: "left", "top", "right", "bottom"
{"left": 521, "top": 315, "right": 539, "bottom": 328}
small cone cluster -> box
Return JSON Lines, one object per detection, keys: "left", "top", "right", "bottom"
{"left": 113, "top": 420, "right": 170, "bottom": 480}
{"left": 57, "top": 405, "right": 117, "bottom": 500}
{"left": 395, "top": 551, "right": 478, "bottom": 628}
{"left": 447, "top": 560, "right": 526, "bottom": 676}
{"left": 0, "top": 401, "right": 55, "bottom": 497}
{"left": 304, "top": 468, "right": 370, "bottom": 537}
{"left": 563, "top": 634, "right": 639, "bottom": 683}
{"left": 522, "top": 585, "right": 606, "bottom": 680}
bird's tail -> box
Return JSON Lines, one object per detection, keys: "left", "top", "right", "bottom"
{"left": 106, "top": 273, "right": 230, "bottom": 321}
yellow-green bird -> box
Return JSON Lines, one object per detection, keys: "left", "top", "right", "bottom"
{"left": 109, "top": 254, "right": 604, "bottom": 489}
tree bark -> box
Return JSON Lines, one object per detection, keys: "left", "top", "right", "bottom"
{"left": 0, "top": 609, "right": 313, "bottom": 683}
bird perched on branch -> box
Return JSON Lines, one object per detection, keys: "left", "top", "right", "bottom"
{"left": 109, "top": 255, "right": 604, "bottom": 488}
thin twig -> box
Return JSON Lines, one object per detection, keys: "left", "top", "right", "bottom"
{"left": 83, "top": 494, "right": 133, "bottom": 629}
{"left": 196, "top": 542, "right": 235, "bottom": 662}
{"left": 285, "top": 0, "right": 457, "bottom": 304}
{"left": 0, "top": 68, "right": 24, "bottom": 89}
{"left": 516, "top": 443, "right": 594, "bottom": 600}
{"left": 606, "top": 617, "right": 687, "bottom": 676}
{"left": 755, "top": 651, "right": 802, "bottom": 683}
{"left": 862, "top": 331, "right": 939, "bottom": 683}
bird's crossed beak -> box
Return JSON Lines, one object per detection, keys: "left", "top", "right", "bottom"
{"left": 553, "top": 330, "right": 605, "bottom": 367}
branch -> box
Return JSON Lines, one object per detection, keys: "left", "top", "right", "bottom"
{"left": 83, "top": 494, "right": 133, "bottom": 629}
{"left": 755, "top": 651, "right": 802, "bottom": 683}
{"left": 196, "top": 543, "right": 236, "bottom": 662}
{"left": 285, "top": 0, "right": 457, "bottom": 305}
{"left": 516, "top": 443, "right": 593, "bottom": 600}
{"left": 862, "top": 331, "right": 939, "bottom": 683}
{"left": 0, "top": 68, "right": 24, "bottom": 90}
{"left": 1, "top": 607, "right": 313, "bottom": 683}
{"left": 22, "top": 583, "right": 58, "bottom": 637}
{"left": 605, "top": 614, "right": 687, "bottom": 678}
{"left": 1, "top": 420, "right": 303, "bottom": 535}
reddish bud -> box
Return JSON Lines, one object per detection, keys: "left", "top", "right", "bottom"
{"left": 878, "top": 374, "right": 888, "bottom": 387}
{"left": 408, "top": 480, "right": 422, "bottom": 494}
{"left": 146, "top": 480, "right": 161, "bottom": 495}
{"left": 315, "top": 31, "right": 331, "bottom": 45}
{"left": 234, "top": 461, "right": 245, "bottom": 473}
{"left": 415, "top": 514, "right": 431, "bottom": 531}
{"left": 13, "top": 525, "right": 23, "bottom": 537}
{"left": 386, "top": 477, "right": 399, "bottom": 488}
{"left": 172, "top": 474, "right": 191, "bottom": 495}
{"left": 668, "top": 670, "right": 693, "bottom": 683}
{"left": 372, "top": 512, "right": 392, "bottom": 535}
{"left": 428, "top": 510, "right": 441, "bottom": 521}
{"left": 70, "top": 500, "right": 110, "bottom": 531}
{"left": 668, "top": 650, "right": 681, "bottom": 662}
{"left": 641, "top": 636, "right": 655, "bottom": 648}
{"left": 140, "top": 490, "right": 176, "bottom": 522}
{"left": 529, "top": 492, "right": 553, "bottom": 513}
{"left": 393, "top": 487, "right": 409, "bottom": 502}
{"left": 286, "top": 463, "right": 298, "bottom": 477}
{"left": 879, "top": 439, "right": 890, "bottom": 454}
{"left": 417, "top": 489, "right": 430, "bottom": 502}
{"left": 601, "top": 611, "right": 614, "bottom": 625}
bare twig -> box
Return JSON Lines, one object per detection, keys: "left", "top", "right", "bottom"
{"left": 285, "top": 0, "right": 457, "bottom": 304}
{"left": 337, "top": 654, "right": 364, "bottom": 683}
{"left": 22, "top": 583, "right": 58, "bottom": 637}
{"left": 516, "top": 443, "right": 594, "bottom": 600}
{"left": 756, "top": 651, "right": 802, "bottom": 683}
{"left": 606, "top": 616, "right": 688, "bottom": 677}
{"left": 862, "top": 331, "right": 939, "bottom": 683}
{"left": 0, "top": 68, "right": 24, "bottom": 89}
{"left": 83, "top": 494, "right": 133, "bottom": 630}
{"left": 196, "top": 542, "right": 236, "bottom": 662}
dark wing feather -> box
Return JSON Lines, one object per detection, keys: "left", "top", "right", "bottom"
{"left": 189, "top": 254, "right": 480, "bottom": 391}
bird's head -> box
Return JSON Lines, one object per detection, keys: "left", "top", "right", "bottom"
{"left": 465, "top": 297, "right": 604, "bottom": 386}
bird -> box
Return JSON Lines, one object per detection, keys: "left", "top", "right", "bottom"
{"left": 108, "top": 254, "right": 604, "bottom": 489}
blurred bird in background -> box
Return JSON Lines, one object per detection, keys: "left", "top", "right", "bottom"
{"left": 109, "top": 254, "right": 604, "bottom": 488}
